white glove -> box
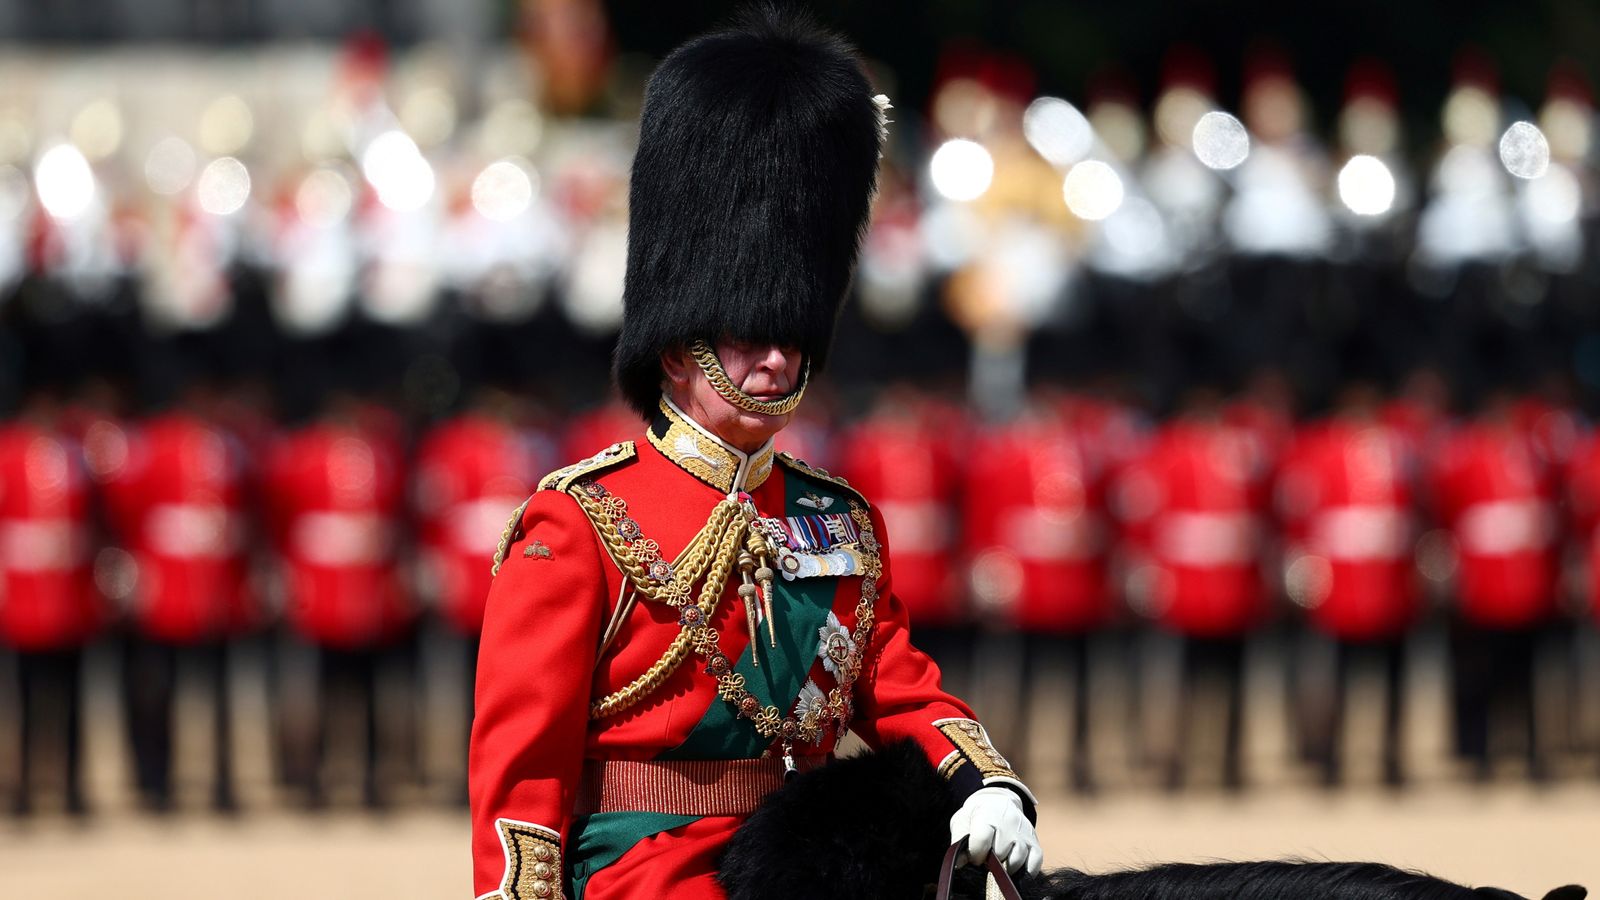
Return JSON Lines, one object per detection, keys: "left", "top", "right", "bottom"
{"left": 949, "top": 786, "right": 1043, "bottom": 878}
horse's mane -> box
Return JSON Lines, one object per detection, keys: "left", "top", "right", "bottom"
{"left": 719, "top": 743, "right": 1563, "bottom": 900}
{"left": 1034, "top": 861, "right": 1481, "bottom": 900}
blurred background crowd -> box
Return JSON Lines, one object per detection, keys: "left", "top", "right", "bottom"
{"left": 5, "top": 0, "right": 1600, "bottom": 830}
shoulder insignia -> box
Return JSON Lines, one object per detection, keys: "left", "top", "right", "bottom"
{"left": 536, "top": 441, "right": 637, "bottom": 493}
{"left": 776, "top": 451, "right": 867, "bottom": 507}
{"left": 490, "top": 495, "right": 535, "bottom": 577}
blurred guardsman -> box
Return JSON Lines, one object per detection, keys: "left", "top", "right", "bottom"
{"left": 97, "top": 368, "right": 255, "bottom": 812}
{"left": 1275, "top": 381, "right": 1421, "bottom": 786}
{"left": 265, "top": 392, "right": 410, "bottom": 807}
{"left": 1429, "top": 388, "right": 1561, "bottom": 780}
{"left": 838, "top": 387, "right": 967, "bottom": 689}
{"left": 1116, "top": 385, "right": 1271, "bottom": 790}
{"left": 0, "top": 370, "right": 100, "bottom": 816}
{"left": 414, "top": 386, "right": 546, "bottom": 798}
{"left": 964, "top": 397, "right": 1110, "bottom": 791}
{"left": 470, "top": 10, "right": 1041, "bottom": 899}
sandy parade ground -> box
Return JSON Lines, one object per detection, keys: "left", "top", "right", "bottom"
{"left": 3, "top": 632, "right": 1597, "bottom": 898}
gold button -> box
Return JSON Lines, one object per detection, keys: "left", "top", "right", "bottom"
{"left": 531, "top": 880, "right": 552, "bottom": 897}
{"left": 532, "top": 846, "right": 553, "bottom": 862}
{"left": 532, "top": 862, "right": 553, "bottom": 879}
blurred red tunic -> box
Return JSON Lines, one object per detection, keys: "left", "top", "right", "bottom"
{"left": 97, "top": 412, "right": 256, "bottom": 643}
{"left": 414, "top": 413, "right": 543, "bottom": 637}
{"left": 1275, "top": 418, "right": 1421, "bottom": 640}
{"left": 0, "top": 422, "right": 101, "bottom": 650}
{"left": 561, "top": 401, "right": 638, "bottom": 464}
{"left": 1562, "top": 430, "right": 1600, "bottom": 622}
{"left": 265, "top": 419, "right": 410, "bottom": 648}
{"left": 964, "top": 411, "right": 1110, "bottom": 633}
{"left": 1429, "top": 421, "right": 1560, "bottom": 629}
{"left": 1116, "top": 419, "right": 1270, "bottom": 638}
{"left": 838, "top": 404, "right": 963, "bottom": 628}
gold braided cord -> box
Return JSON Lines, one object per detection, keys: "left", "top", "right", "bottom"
{"left": 490, "top": 496, "right": 533, "bottom": 577}
{"left": 689, "top": 341, "right": 810, "bottom": 417}
{"left": 572, "top": 489, "right": 742, "bottom": 604}
{"left": 579, "top": 487, "right": 749, "bottom": 719}
{"left": 576, "top": 479, "right": 889, "bottom": 749}
{"left": 588, "top": 516, "right": 745, "bottom": 719}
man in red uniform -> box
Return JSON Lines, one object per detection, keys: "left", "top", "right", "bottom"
{"left": 1115, "top": 386, "right": 1272, "bottom": 790}
{"left": 0, "top": 376, "right": 101, "bottom": 816}
{"left": 1275, "top": 381, "right": 1421, "bottom": 786}
{"left": 265, "top": 391, "right": 410, "bottom": 807}
{"left": 470, "top": 11, "right": 1040, "bottom": 899}
{"left": 1429, "top": 388, "right": 1562, "bottom": 780}
{"left": 963, "top": 396, "right": 1110, "bottom": 791}
{"left": 96, "top": 370, "right": 256, "bottom": 812}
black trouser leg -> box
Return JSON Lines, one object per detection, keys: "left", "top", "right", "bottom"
{"left": 1493, "top": 629, "right": 1542, "bottom": 781}
{"left": 1219, "top": 638, "right": 1247, "bottom": 791}
{"left": 58, "top": 650, "right": 85, "bottom": 813}
{"left": 1287, "top": 629, "right": 1315, "bottom": 764}
{"left": 1316, "top": 640, "right": 1352, "bottom": 787}
{"left": 1068, "top": 634, "right": 1094, "bottom": 792}
{"left": 202, "top": 642, "right": 236, "bottom": 810}
{"left": 1380, "top": 639, "right": 1406, "bottom": 786}
{"left": 15, "top": 651, "right": 38, "bottom": 815}
{"left": 1165, "top": 637, "right": 1195, "bottom": 792}
{"left": 311, "top": 647, "right": 345, "bottom": 808}
{"left": 266, "top": 627, "right": 293, "bottom": 789}
{"left": 16, "top": 649, "right": 85, "bottom": 814}
{"left": 317, "top": 647, "right": 384, "bottom": 808}
{"left": 362, "top": 648, "right": 383, "bottom": 808}
{"left": 1450, "top": 621, "right": 1492, "bottom": 776}
{"left": 124, "top": 638, "right": 177, "bottom": 809}
{"left": 4, "top": 651, "right": 18, "bottom": 816}
{"left": 1013, "top": 633, "right": 1091, "bottom": 787}
{"left": 380, "top": 628, "right": 421, "bottom": 792}
{"left": 1014, "top": 634, "right": 1042, "bottom": 780}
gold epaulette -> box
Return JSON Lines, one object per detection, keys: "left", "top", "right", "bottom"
{"left": 536, "top": 441, "right": 637, "bottom": 492}
{"left": 490, "top": 442, "right": 637, "bottom": 578}
{"left": 775, "top": 451, "right": 868, "bottom": 507}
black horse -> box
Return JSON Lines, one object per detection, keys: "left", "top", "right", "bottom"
{"left": 718, "top": 742, "right": 1585, "bottom": 900}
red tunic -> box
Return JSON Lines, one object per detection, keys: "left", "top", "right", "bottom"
{"left": 1274, "top": 418, "right": 1421, "bottom": 640}
{"left": 96, "top": 412, "right": 256, "bottom": 643}
{"left": 414, "top": 413, "right": 545, "bottom": 637}
{"left": 264, "top": 420, "right": 411, "bottom": 648}
{"left": 1428, "top": 421, "right": 1560, "bottom": 629}
{"left": 0, "top": 422, "right": 101, "bottom": 650}
{"left": 1115, "top": 419, "right": 1271, "bottom": 637}
{"left": 837, "top": 404, "right": 964, "bottom": 628}
{"left": 470, "top": 402, "right": 1030, "bottom": 900}
{"left": 964, "top": 412, "right": 1110, "bottom": 633}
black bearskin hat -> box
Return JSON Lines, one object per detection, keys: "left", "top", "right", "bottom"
{"left": 612, "top": 3, "right": 884, "bottom": 417}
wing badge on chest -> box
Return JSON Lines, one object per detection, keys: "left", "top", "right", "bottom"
{"left": 755, "top": 512, "right": 866, "bottom": 580}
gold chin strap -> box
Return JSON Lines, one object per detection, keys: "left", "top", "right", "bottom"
{"left": 689, "top": 340, "right": 809, "bottom": 417}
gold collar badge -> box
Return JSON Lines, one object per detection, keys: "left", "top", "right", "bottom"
{"left": 647, "top": 397, "right": 774, "bottom": 494}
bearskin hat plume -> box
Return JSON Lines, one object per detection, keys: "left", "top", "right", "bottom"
{"left": 612, "top": 2, "right": 884, "bottom": 417}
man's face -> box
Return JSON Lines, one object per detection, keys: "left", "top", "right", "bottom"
{"left": 662, "top": 340, "right": 805, "bottom": 452}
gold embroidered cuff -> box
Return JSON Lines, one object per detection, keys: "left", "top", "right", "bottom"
{"left": 493, "top": 818, "right": 565, "bottom": 900}
{"left": 933, "top": 718, "right": 1019, "bottom": 783}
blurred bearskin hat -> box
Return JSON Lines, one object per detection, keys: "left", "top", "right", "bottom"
{"left": 612, "top": 2, "right": 884, "bottom": 417}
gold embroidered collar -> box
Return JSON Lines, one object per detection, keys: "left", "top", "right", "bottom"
{"left": 647, "top": 397, "right": 774, "bottom": 494}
